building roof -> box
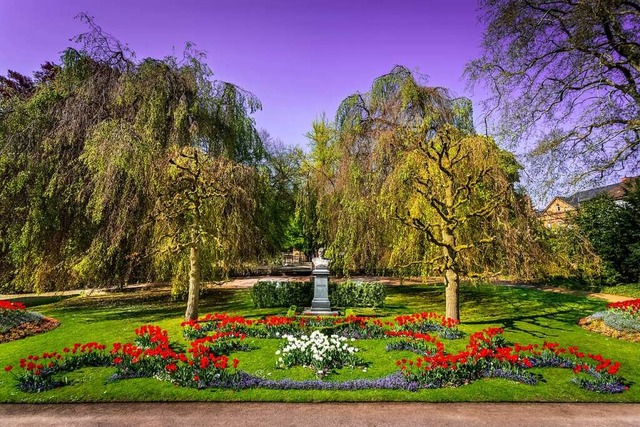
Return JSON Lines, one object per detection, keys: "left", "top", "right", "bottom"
{"left": 559, "top": 183, "right": 621, "bottom": 207}
{"left": 540, "top": 176, "right": 638, "bottom": 215}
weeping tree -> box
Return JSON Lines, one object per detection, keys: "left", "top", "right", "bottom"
{"left": 395, "top": 125, "right": 514, "bottom": 321}
{"left": 324, "top": 66, "right": 465, "bottom": 277}
{"left": 155, "top": 148, "right": 258, "bottom": 320}
{"left": 77, "top": 17, "right": 264, "bottom": 320}
{"left": 0, "top": 16, "right": 266, "bottom": 320}
{"left": 330, "top": 66, "right": 539, "bottom": 320}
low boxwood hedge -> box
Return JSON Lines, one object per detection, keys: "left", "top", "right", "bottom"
{"left": 251, "top": 280, "right": 386, "bottom": 308}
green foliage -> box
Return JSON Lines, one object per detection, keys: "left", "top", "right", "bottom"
{"left": 286, "top": 306, "right": 297, "bottom": 317}
{"left": 251, "top": 280, "right": 314, "bottom": 308}
{"left": 574, "top": 185, "right": 640, "bottom": 284}
{"left": 539, "top": 226, "right": 605, "bottom": 287}
{"left": 328, "top": 281, "right": 386, "bottom": 308}
{"left": 0, "top": 18, "right": 275, "bottom": 294}
{"left": 307, "top": 65, "right": 546, "bottom": 282}
{"left": 254, "top": 133, "right": 305, "bottom": 255}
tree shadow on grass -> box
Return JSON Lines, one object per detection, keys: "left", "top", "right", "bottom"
{"left": 463, "top": 309, "right": 579, "bottom": 339}
{"left": 385, "top": 283, "right": 605, "bottom": 340}
{"left": 53, "top": 288, "right": 285, "bottom": 324}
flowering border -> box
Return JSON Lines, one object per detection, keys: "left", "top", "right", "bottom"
{"left": 181, "top": 312, "right": 462, "bottom": 341}
{"left": 3, "top": 313, "right": 629, "bottom": 394}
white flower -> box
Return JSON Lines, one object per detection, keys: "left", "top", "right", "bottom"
{"left": 275, "top": 350, "right": 281, "bottom": 355}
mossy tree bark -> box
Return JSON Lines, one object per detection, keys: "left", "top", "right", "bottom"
{"left": 185, "top": 228, "right": 201, "bottom": 321}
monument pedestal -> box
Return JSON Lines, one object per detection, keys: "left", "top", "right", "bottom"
{"left": 302, "top": 265, "right": 339, "bottom": 316}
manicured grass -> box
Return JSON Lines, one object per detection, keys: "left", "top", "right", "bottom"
{"left": 602, "top": 283, "right": 640, "bottom": 298}
{"left": 1, "top": 283, "right": 638, "bottom": 402}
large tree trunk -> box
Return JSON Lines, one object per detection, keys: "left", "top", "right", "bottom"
{"left": 441, "top": 178, "right": 461, "bottom": 322}
{"left": 444, "top": 267, "right": 460, "bottom": 321}
{"left": 185, "top": 242, "right": 200, "bottom": 321}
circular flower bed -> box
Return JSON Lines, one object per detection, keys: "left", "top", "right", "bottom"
{"left": 580, "top": 298, "right": 640, "bottom": 342}
{"left": 0, "top": 301, "right": 59, "bottom": 343}
{"left": 3, "top": 311, "right": 630, "bottom": 394}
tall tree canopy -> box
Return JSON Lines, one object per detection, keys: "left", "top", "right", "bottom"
{"left": 309, "top": 66, "right": 547, "bottom": 319}
{"left": 0, "top": 16, "right": 274, "bottom": 320}
{"left": 466, "top": 0, "right": 640, "bottom": 184}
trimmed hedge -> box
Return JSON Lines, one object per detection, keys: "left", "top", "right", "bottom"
{"left": 251, "top": 280, "right": 313, "bottom": 308}
{"left": 329, "top": 281, "right": 386, "bottom": 308}
{"left": 251, "top": 280, "right": 386, "bottom": 308}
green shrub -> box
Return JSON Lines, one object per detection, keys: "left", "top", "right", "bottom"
{"left": 329, "top": 280, "right": 386, "bottom": 308}
{"left": 286, "top": 306, "right": 297, "bottom": 317}
{"left": 251, "top": 280, "right": 386, "bottom": 308}
{"left": 251, "top": 280, "right": 313, "bottom": 308}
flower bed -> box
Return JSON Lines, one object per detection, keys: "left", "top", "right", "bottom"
{"left": 4, "top": 312, "right": 629, "bottom": 394}
{"left": 397, "top": 328, "right": 628, "bottom": 393}
{"left": 181, "top": 312, "right": 459, "bottom": 341}
{"left": 608, "top": 299, "right": 640, "bottom": 317}
{"left": 0, "top": 300, "right": 59, "bottom": 343}
{"left": 276, "top": 331, "right": 364, "bottom": 378}
{"left": 580, "top": 298, "right": 640, "bottom": 341}
{"left": 394, "top": 312, "right": 463, "bottom": 339}
{"left": 604, "top": 299, "right": 640, "bottom": 332}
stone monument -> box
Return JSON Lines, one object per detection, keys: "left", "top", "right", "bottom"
{"left": 303, "top": 248, "right": 338, "bottom": 315}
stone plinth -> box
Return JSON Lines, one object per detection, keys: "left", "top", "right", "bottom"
{"left": 302, "top": 265, "right": 339, "bottom": 316}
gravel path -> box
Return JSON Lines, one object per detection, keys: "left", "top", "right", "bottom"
{"left": 0, "top": 402, "right": 638, "bottom": 426}
{"left": 0, "top": 276, "right": 634, "bottom": 303}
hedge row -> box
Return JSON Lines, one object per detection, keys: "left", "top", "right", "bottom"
{"left": 251, "top": 280, "right": 386, "bottom": 308}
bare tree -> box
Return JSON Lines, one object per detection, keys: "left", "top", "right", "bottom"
{"left": 466, "top": 0, "right": 640, "bottom": 185}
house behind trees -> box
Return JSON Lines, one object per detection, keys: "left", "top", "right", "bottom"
{"left": 540, "top": 177, "right": 638, "bottom": 227}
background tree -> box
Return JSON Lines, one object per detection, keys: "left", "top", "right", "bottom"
{"left": 301, "top": 116, "right": 338, "bottom": 259}
{"left": 466, "top": 0, "right": 640, "bottom": 186}
{"left": 574, "top": 183, "right": 640, "bottom": 284}
{"left": 324, "top": 66, "right": 543, "bottom": 319}
{"left": 0, "top": 15, "right": 268, "bottom": 323}
{"left": 255, "top": 131, "right": 305, "bottom": 256}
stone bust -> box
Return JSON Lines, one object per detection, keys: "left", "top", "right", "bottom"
{"left": 312, "top": 247, "right": 329, "bottom": 270}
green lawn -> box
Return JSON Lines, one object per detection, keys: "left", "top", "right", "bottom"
{"left": 1, "top": 283, "right": 638, "bottom": 402}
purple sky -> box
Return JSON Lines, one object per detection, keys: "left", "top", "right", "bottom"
{"left": 0, "top": 0, "right": 486, "bottom": 148}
